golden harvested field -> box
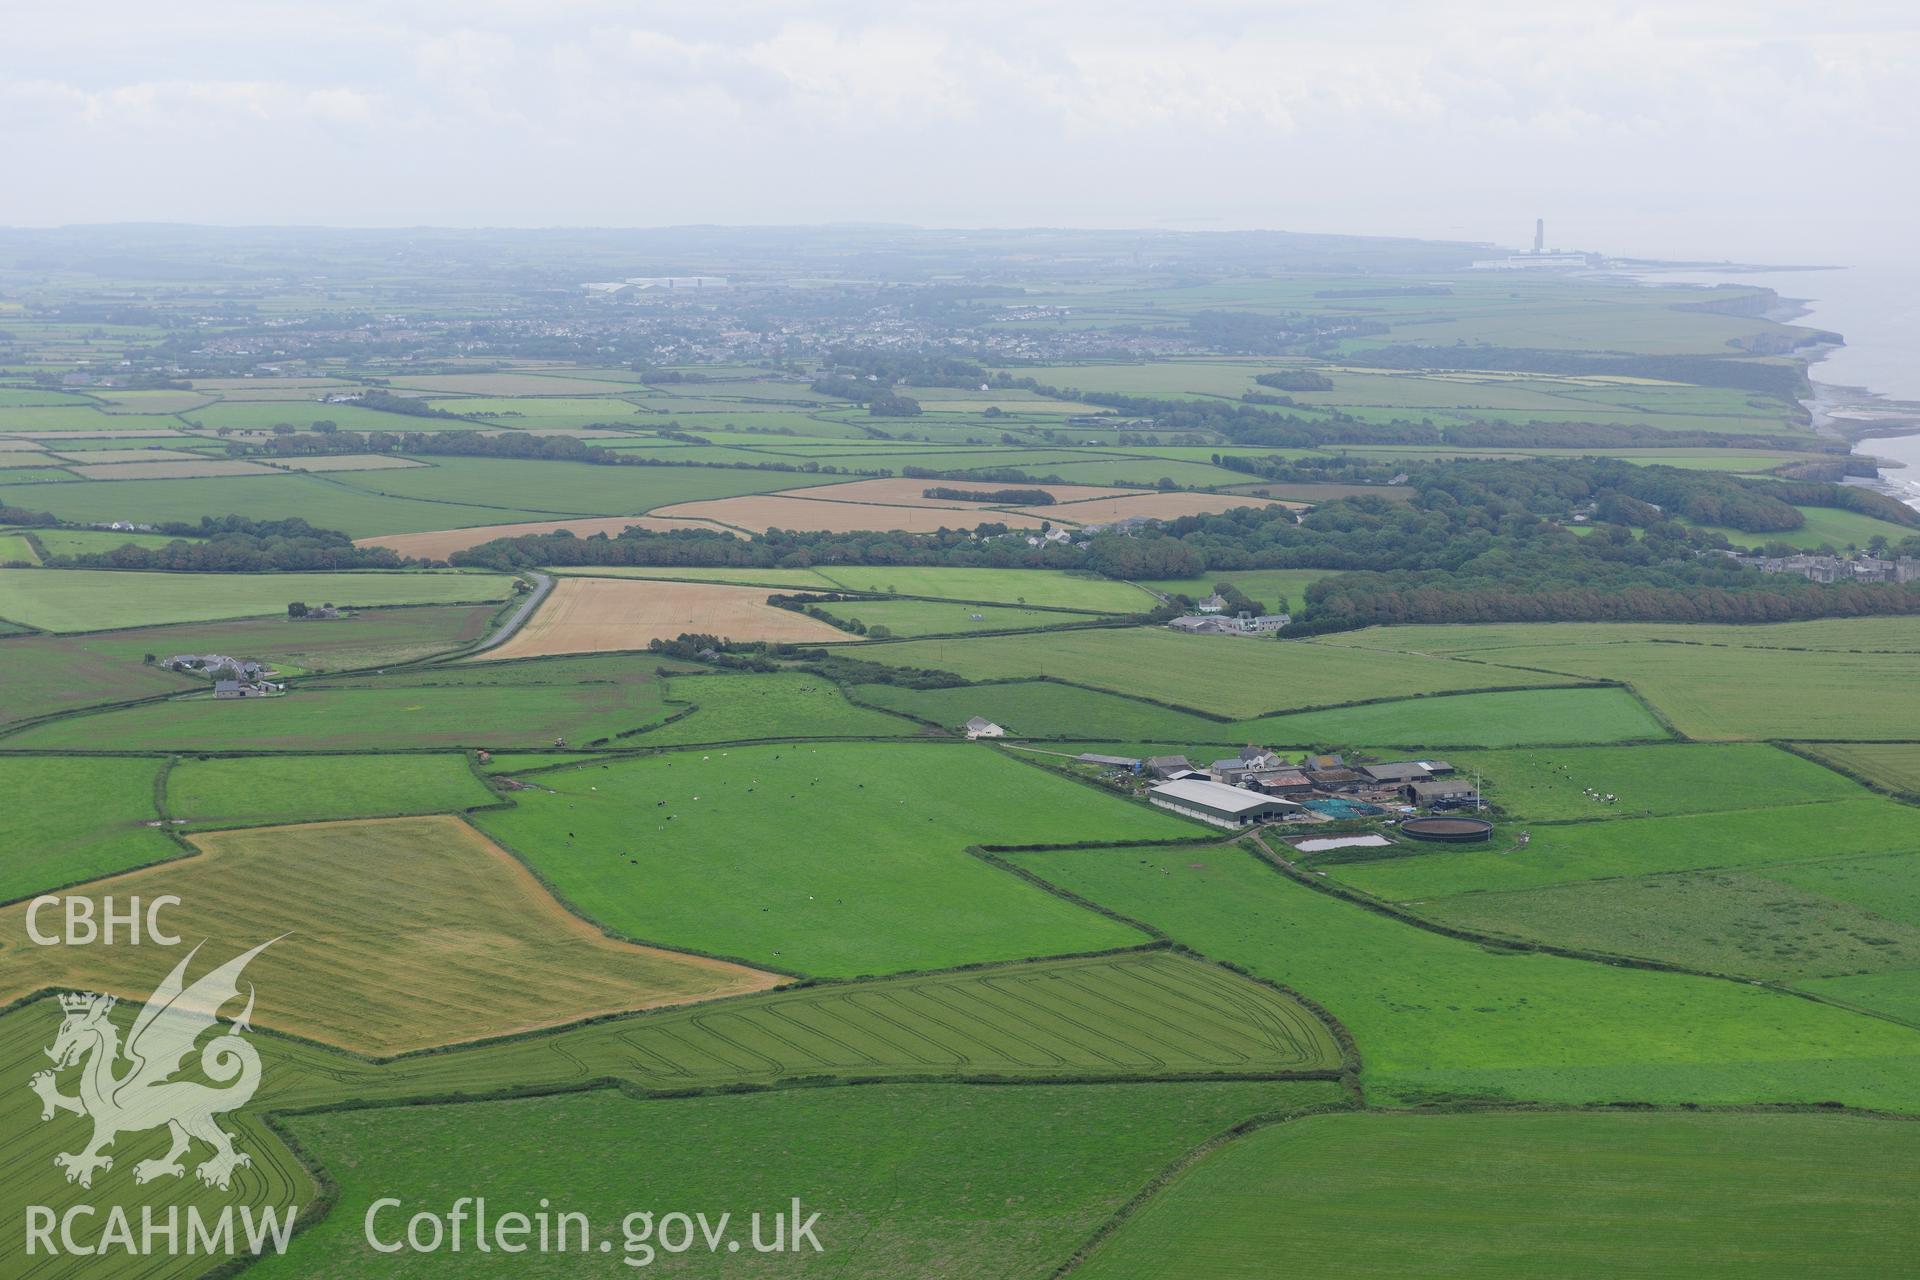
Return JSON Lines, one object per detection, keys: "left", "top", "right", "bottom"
{"left": 655, "top": 493, "right": 1048, "bottom": 533}
{"left": 65, "top": 458, "right": 281, "bottom": 480}
{"left": 264, "top": 453, "right": 429, "bottom": 472}
{"left": 46, "top": 447, "right": 204, "bottom": 463}
{"left": 776, "top": 477, "right": 1135, "bottom": 508}
{"left": 1022, "top": 492, "right": 1294, "bottom": 525}
{"left": 356, "top": 514, "right": 737, "bottom": 560}
{"left": 0, "top": 816, "right": 779, "bottom": 1054}
{"left": 481, "top": 576, "right": 853, "bottom": 660}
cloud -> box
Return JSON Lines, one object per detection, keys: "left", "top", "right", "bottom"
{"left": 0, "top": 1, "right": 1913, "bottom": 259}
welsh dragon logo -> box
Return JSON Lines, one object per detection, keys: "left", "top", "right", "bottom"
{"left": 30, "top": 938, "right": 279, "bottom": 1191}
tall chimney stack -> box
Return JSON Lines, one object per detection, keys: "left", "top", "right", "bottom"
{"left": 1533, "top": 218, "right": 1545, "bottom": 254}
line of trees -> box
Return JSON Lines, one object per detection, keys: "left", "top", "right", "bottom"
{"left": 53, "top": 516, "right": 404, "bottom": 572}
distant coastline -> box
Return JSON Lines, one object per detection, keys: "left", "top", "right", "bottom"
{"left": 1626, "top": 265, "right": 1920, "bottom": 510}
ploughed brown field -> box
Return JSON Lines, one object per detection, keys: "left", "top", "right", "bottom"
{"left": 478, "top": 575, "right": 852, "bottom": 661}
{"left": 652, "top": 493, "right": 1048, "bottom": 533}
{"left": 0, "top": 815, "right": 781, "bottom": 1054}
{"left": 356, "top": 514, "right": 736, "bottom": 561}
{"left": 774, "top": 477, "right": 1136, "bottom": 508}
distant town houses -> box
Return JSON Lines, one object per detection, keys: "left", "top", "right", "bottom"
{"left": 1731, "top": 551, "right": 1920, "bottom": 584}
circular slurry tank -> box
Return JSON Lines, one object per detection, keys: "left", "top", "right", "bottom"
{"left": 1400, "top": 816, "right": 1494, "bottom": 843}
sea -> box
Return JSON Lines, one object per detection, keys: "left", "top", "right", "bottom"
{"left": 1627, "top": 263, "right": 1920, "bottom": 510}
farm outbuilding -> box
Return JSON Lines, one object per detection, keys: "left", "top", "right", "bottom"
{"left": 1406, "top": 779, "right": 1481, "bottom": 809}
{"left": 1359, "top": 761, "right": 1433, "bottom": 785}
{"left": 1146, "top": 755, "right": 1194, "bottom": 780}
{"left": 1148, "top": 779, "right": 1302, "bottom": 828}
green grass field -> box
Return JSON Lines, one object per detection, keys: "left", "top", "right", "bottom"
{"left": 1412, "top": 870, "right": 1920, "bottom": 981}
{"left": 473, "top": 742, "right": 1190, "bottom": 976}
{"left": 811, "top": 566, "right": 1154, "bottom": 612}
{"left": 1320, "top": 617, "right": 1920, "bottom": 656}
{"left": 1319, "top": 621, "right": 1920, "bottom": 739}
{"left": 0, "top": 755, "right": 176, "bottom": 901}
{"left": 6, "top": 660, "right": 675, "bottom": 751}
{"left": 24, "top": 527, "right": 203, "bottom": 554}
{"left": 166, "top": 753, "right": 498, "bottom": 827}
{"left": 0, "top": 632, "right": 198, "bottom": 727}
{"left": 1075, "top": 1111, "right": 1920, "bottom": 1280}
{"left": 1467, "top": 742, "right": 1865, "bottom": 821}
{"left": 853, "top": 681, "right": 1664, "bottom": 748}
{"left": 851, "top": 679, "right": 1230, "bottom": 739}
{"left": 1010, "top": 843, "right": 1920, "bottom": 1109}
{"left": 0, "top": 472, "right": 566, "bottom": 537}
{"left": 331, "top": 456, "right": 838, "bottom": 515}
{"left": 814, "top": 598, "right": 1107, "bottom": 637}
{"left": 0, "top": 607, "right": 495, "bottom": 732}
{"left": 1336, "top": 796, "right": 1917, "bottom": 899}
{"left": 1765, "top": 851, "right": 1920, "bottom": 930}
{"left": 0, "top": 568, "right": 510, "bottom": 632}
{"left": 861, "top": 628, "right": 1582, "bottom": 717}
{"left": 1689, "top": 504, "right": 1920, "bottom": 551}
{"left": 260, "top": 1081, "right": 1339, "bottom": 1279}
{"left": 1243, "top": 686, "right": 1666, "bottom": 747}
{"left": 638, "top": 671, "right": 922, "bottom": 745}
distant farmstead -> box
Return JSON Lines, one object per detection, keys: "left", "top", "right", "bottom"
{"left": 1167, "top": 611, "right": 1291, "bottom": 637}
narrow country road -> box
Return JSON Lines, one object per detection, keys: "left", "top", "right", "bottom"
{"left": 471, "top": 570, "right": 552, "bottom": 654}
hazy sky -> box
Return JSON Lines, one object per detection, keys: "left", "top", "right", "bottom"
{"left": 5, "top": 1, "right": 1915, "bottom": 263}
